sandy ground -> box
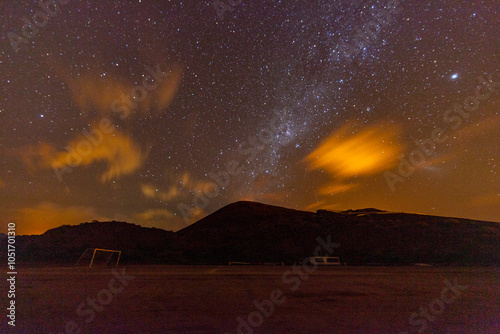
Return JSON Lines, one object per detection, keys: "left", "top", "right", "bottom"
{"left": 0, "top": 266, "right": 498, "bottom": 334}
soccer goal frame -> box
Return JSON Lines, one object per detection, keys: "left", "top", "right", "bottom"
{"left": 74, "top": 248, "right": 122, "bottom": 268}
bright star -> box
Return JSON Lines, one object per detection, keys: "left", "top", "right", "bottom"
{"left": 451, "top": 73, "right": 459, "bottom": 80}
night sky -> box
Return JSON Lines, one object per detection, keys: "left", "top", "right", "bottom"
{"left": 1, "top": 0, "right": 499, "bottom": 235}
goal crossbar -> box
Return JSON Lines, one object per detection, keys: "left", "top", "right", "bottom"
{"left": 74, "top": 248, "right": 122, "bottom": 268}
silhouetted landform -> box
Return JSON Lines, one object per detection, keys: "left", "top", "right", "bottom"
{"left": 174, "top": 202, "right": 499, "bottom": 266}
{"left": 0, "top": 221, "right": 176, "bottom": 266}
{"left": 1, "top": 201, "right": 499, "bottom": 266}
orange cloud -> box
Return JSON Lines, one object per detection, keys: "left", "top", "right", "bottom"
{"left": 305, "top": 201, "right": 325, "bottom": 211}
{"left": 10, "top": 202, "right": 110, "bottom": 235}
{"left": 411, "top": 153, "right": 455, "bottom": 171}
{"left": 132, "top": 208, "right": 193, "bottom": 231}
{"left": 63, "top": 73, "right": 133, "bottom": 116}
{"left": 260, "top": 192, "right": 289, "bottom": 202}
{"left": 174, "top": 205, "right": 206, "bottom": 226}
{"left": 22, "top": 127, "right": 146, "bottom": 182}
{"left": 19, "top": 143, "right": 58, "bottom": 172}
{"left": 405, "top": 114, "right": 500, "bottom": 172}
{"left": 57, "top": 63, "right": 183, "bottom": 118}
{"left": 140, "top": 183, "right": 179, "bottom": 201}
{"left": 156, "top": 65, "right": 183, "bottom": 111}
{"left": 186, "top": 206, "right": 206, "bottom": 224}
{"left": 0, "top": 178, "right": 4, "bottom": 188}
{"left": 455, "top": 113, "right": 500, "bottom": 141}
{"left": 305, "top": 122, "right": 402, "bottom": 179}
{"left": 306, "top": 200, "right": 341, "bottom": 211}
{"left": 141, "top": 171, "right": 216, "bottom": 203}
{"left": 234, "top": 191, "right": 289, "bottom": 204}
{"left": 318, "top": 182, "right": 359, "bottom": 195}
{"left": 469, "top": 193, "right": 500, "bottom": 208}
{"left": 227, "top": 173, "right": 290, "bottom": 204}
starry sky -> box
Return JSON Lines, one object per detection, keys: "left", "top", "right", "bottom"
{"left": 1, "top": 0, "right": 499, "bottom": 235}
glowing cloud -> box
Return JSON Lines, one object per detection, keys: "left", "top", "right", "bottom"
{"left": 11, "top": 202, "right": 109, "bottom": 235}
{"left": 140, "top": 183, "right": 179, "bottom": 201}
{"left": 469, "top": 193, "right": 500, "bottom": 208}
{"left": 132, "top": 207, "right": 200, "bottom": 231}
{"left": 140, "top": 171, "right": 215, "bottom": 203}
{"left": 22, "top": 127, "right": 147, "bottom": 182}
{"left": 55, "top": 129, "right": 146, "bottom": 182}
{"left": 318, "top": 182, "right": 359, "bottom": 195}
{"left": 305, "top": 201, "right": 341, "bottom": 211}
{"left": 56, "top": 63, "right": 183, "bottom": 118}
{"left": 180, "top": 206, "right": 206, "bottom": 225}
{"left": 64, "top": 74, "right": 133, "bottom": 116}
{"left": 156, "top": 65, "right": 183, "bottom": 111}
{"left": 305, "top": 122, "right": 402, "bottom": 179}
{"left": 454, "top": 113, "right": 500, "bottom": 141}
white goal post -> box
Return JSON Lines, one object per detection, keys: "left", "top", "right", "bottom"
{"left": 74, "top": 248, "right": 122, "bottom": 268}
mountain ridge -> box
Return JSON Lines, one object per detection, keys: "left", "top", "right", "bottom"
{"left": 2, "top": 201, "right": 499, "bottom": 266}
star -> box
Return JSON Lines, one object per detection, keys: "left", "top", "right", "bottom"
{"left": 0, "top": 0, "right": 498, "bottom": 233}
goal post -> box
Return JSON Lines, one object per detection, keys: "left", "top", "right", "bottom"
{"left": 74, "top": 248, "right": 122, "bottom": 268}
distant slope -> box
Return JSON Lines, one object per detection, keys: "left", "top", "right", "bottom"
{"left": 173, "top": 201, "right": 500, "bottom": 265}
{"left": 174, "top": 201, "right": 321, "bottom": 263}
{"left": 1, "top": 221, "right": 176, "bottom": 265}
{"left": 1, "top": 202, "right": 499, "bottom": 266}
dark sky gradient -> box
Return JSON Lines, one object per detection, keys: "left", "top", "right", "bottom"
{"left": 1, "top": 0, "right": 499, "bottom": 235}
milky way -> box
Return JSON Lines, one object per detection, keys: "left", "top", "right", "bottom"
{"left": 0, "top": 0, "right": 498, "bottom": 234}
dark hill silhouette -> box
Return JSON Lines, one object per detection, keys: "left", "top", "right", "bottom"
{"left": 174, "top": 201, "right": 500, "bottom": 265}
{"left": 1, "top": 201, "right": 499, "bottom": 266}
{"left": 175, "top": 201, "right": 325, "bottom": 263}
{"left": 2, "top": 221, "right": 176, "bottom": 265}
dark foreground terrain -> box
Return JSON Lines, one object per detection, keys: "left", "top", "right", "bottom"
{"left": 1, "top": 266, "right": 498, "bottom": 333}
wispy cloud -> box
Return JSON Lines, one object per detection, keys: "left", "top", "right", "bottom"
{"left": 304, "top": 122, "right": 402, "bottom": 199}
{"left": 21, "top": 127, "right": 147, "bottom": 182}
{"left": 469, "top": 193, "right": 500, "bottom": 208}
{"left": 305, "top": 200, "right": 341, "bottom": 211}
{"left": 9, "top": 202, "right": 111, "bottom": 235}
{"left": 156, "top": 65, "right": 183, "bottom": 111}
{"left": 318, "top": 182, "right": 359, "bottom": 195}
{"left": 55, "top": 63, "right": 183, "bottom": 118}
{"left": 141, "top": 171, "right": 214, "bottom": 202}
{"left": 410, "top": 113, "right": 500, "bottom": 172}
{"left": 60, "top": 71, "right": 133, "bottom": 116}
{"left": 454, "top": 113, "right": 500, "bottom": 142}
{"left": 132, "top": 208, "right": 181, "bottom": 231}
{"left": 139, "top": 171, "right": 214, "bottom": 226}
{"left": 140, "top": 183, "right": 179, "bottom": 202}
{"left": 305, "top": 122, "right": 402, "bottom": 179}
